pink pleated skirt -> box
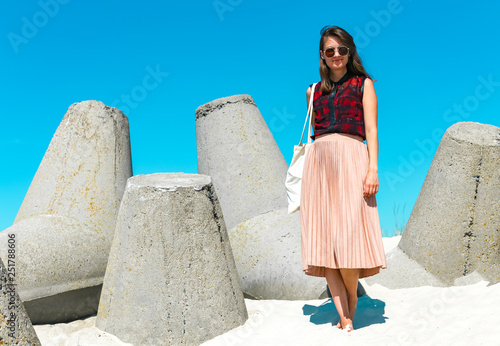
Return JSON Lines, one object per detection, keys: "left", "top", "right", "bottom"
{"left": 300, "top": 133, "right": 387, "bottom": 278}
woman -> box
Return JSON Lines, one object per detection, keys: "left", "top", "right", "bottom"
{"left": 300, "top": 26, "right": 387, "bottom": 333}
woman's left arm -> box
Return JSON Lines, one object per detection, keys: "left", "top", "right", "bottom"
{"left": 362, "top": 78, "right": 379, "bottom": 197}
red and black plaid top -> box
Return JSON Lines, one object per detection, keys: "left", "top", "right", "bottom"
{"left": 311, "top": 72, "right": 367, "bottom": 140}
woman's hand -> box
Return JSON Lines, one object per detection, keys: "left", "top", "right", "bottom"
{"left": 363, "top": 169, "right": 379, "bottom": 197}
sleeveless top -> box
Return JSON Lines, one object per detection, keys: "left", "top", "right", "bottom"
{"left": 311, "top": 72, "right": 367, "bottom": 140}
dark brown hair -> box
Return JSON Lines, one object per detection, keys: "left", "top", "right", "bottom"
{"left": 319, "top": 26, "right": 372, "bottom": 93}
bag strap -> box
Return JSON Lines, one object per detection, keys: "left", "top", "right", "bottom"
{"left": 299, "top": 82, "right": 317, "bottom": 145}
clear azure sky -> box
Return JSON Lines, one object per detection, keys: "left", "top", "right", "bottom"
{"left": 1, "top": 0, "right": 499, "bottom": 236}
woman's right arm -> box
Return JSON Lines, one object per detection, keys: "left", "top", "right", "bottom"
{"left": 306, "top": 86, "right": 315, "bottom": 131}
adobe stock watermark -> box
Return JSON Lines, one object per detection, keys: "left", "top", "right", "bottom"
{"left": 269, "top": 106, "right": 298, "bottom": 133}
{"left": 234, "top": 106, "right": 299, "bottom": 166}
{"left": 383, "top": 74, "right": 500, "bottom": 192}
{"left": 213, "top": 0, "right": 243, "bottom": 21}
{"left": 354, "top": 0, "right": 412, "bottom": 50}
{"left": 111, "top": 64, "right": 169, "bottom": 115}
{"left": 7, "top": 0, "right": 71, "bottom": 54}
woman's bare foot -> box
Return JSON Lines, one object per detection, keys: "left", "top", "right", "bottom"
{"left": 335, "top": 321, "right": 342, "bottom": 329}
{"left": 343, "top": 323, "right": 353, "bottom": 334}
{"left": 340, "top": 317, "right": 353, "bottom": 332}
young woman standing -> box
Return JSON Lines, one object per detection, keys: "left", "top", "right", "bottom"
{"left": 300, "top": 26, "right": 387, "bottom": 333}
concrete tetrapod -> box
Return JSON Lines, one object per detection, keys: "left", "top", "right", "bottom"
{"left": 398, "top": 122, "right": 500, "bottom": 285}
{"left": 0, "top": 257, "right": 41, "bottom": 346}
{"left": 363, "top": 245, "right": 446, "bottom": 289}
{"left": 196, "top": 94, "right": 289, "bottom": 230}
{"left": 0, "top": 101, "right": 132, "bottom": 323}
{"left": 229, "top": 208, "right": 327, "bottom": 300}
{"left": 96, "top": 173, "right": 248, "bottom": 346}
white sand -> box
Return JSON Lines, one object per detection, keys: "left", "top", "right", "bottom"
{"left": 34, "top": 236, "right": 500, "bottom": 345}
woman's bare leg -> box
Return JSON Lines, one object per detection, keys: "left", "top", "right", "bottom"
{"left": 325, "top": 268, "right": 351, "bottom": 329}
{"left": 339, "top": 268, "right": 360, "bottom": 324}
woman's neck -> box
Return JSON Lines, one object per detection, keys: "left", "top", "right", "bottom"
{"left": 330, "top": 68, "right": 348, "bottom": 83}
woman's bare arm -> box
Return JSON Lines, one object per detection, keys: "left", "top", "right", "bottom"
{"left": 362, "top": 78, "right": 379, "bottom": 197}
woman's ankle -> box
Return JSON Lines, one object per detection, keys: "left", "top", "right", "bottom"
{"left": 340, "top": 317, "right": 352, "bottom": 328}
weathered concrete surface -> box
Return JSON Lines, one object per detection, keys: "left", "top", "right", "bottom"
{"left": 196, "top": 95, "right": 289, "bottom": 230}
{"left": 399, "top": 122, "right": 500, "bottom": 285}
{"left": 0, "top": 216, "right": 107, "bottom": 323}
{"left": 0, "top": 257, "right": 42, "bottom": 345}
{"left": 229, "top": 208, "right": 326, "bottom": 300}
{"left": 14, "top": 100, "right": 132, "bottom": 234}
{"left": 0, "top": 101, "right": 132, "bottom": 323}
{"left": 96, "top": 173, "right": 248, "bottom": 346}
{"left": 363, "top": 247, "right": 446, "bottom": 289}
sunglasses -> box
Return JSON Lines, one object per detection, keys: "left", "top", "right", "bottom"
{"left": 323, "top": 46, "right": 349, "bottom": 58}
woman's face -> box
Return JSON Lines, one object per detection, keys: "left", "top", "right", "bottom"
{"left": 320, "top": 36, "right": 349, "bottom": 74}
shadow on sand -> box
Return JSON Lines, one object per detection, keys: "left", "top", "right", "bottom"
{"left": 302, "top": 294, "right": 387, "bottom": 329}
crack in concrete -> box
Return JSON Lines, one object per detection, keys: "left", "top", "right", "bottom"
{"left": 202, "top": 184, "right": 239, "bottom": 304}
{"left": 464, "top": 151, "right": 482, "bottom": 276}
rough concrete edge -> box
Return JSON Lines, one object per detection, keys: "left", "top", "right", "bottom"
{"left": 200, "top": 182, "right": 249, "bottom": 327}
{"left": 63, "top": 100, "right": 129, "bottom": 127}
{"left": 195, "top": 94, "right": 256, "bottom": 120}
{"left": 447, "top": 121, "right": 500, "bottom": 147}
{"left": 125, "top": 173, "right": 213, "bottom": 192}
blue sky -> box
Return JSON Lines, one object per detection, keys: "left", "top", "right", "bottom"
{"left": 1, "top": 0, "right": 499, "bottom": 236}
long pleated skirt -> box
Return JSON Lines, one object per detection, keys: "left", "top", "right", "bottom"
{"left": 300, "top": 133, "right": 387, "bottom": 278}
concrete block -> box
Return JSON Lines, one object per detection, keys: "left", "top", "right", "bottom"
{"left": 363, "top": 247, "right": 446, "bottom": 289}
{"left": 96, "top": 173, "right": 248, "bottom": 346}
{"left": 196, "top": 95, "right": 288, "bottom": 230}
{"left": 0, "top": 216, "right": 107, "bottom": 323}
{"left": 0, "top": 101, "right": 132, "bottom": 323}
{"left": 399, "top": 122, "right": 500, "bottom": 285}
{"left": 15, "top": 100, "right": 132, "bottom": 233}
{"left": 0, "top": 257, "right": 41, "bottom": 345}
{"left": 229, "top": 208, "right": 326, "bottom": 300}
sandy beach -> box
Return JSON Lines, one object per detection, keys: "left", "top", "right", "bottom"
{"left": 33, "top": 236, "right": 500, "bottom": 345}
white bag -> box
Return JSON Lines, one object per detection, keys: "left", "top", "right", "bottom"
{"left": 285, "top": 83, "right": 317, "bottom": 214}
